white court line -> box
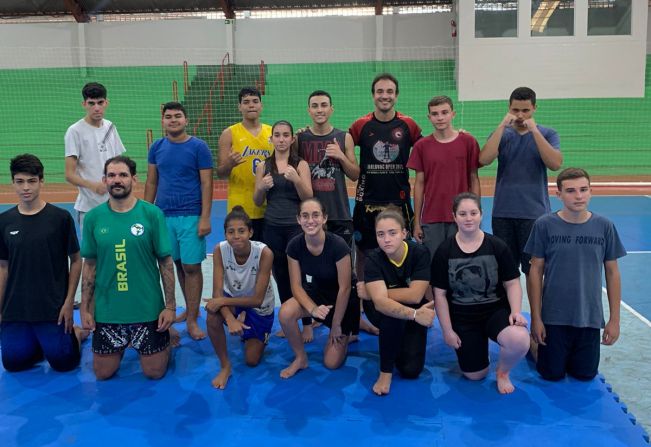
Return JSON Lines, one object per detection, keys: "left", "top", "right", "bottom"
{"left": 627, "top": 251, "right": 651, "bottom": 254}
{"left": 604, "top": 286, "right": 651, "bottom": 329}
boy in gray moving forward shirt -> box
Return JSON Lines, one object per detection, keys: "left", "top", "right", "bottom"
{"left": 524, "top": 168, "right": 625, "bottom": 381}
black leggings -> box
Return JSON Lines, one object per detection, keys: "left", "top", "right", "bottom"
{"left": 364, "top": 300, "right": 427, "bottom": 377}
{"left": 264, "top": 223, "right": 311, "bottom": 326}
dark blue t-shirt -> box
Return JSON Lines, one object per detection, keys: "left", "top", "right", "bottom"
{"left": 492, "top": 125, "right": 560, "bottom": 219}
{"left": 147, "top": 136, "right": 213, "bottom": 216}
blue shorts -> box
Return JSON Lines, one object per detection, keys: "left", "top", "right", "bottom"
{"left": 234, "top": 307, "right": 273, "bottom": 343}
{"left": 1, "top": 321, "right": 80, "bottom": 372}
{"left": 166, "top": 215, "right": 207, "bottom": 264}
{"left": 536, "top": 324, "right": 600, "bottom": 381}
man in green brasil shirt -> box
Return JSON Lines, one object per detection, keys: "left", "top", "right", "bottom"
{"left": 81, "top": 155, "right": 176, "bottom": 380}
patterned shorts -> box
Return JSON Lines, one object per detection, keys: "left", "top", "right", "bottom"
{"left": 92, "top": 320, "right": 170, "bottom": 355}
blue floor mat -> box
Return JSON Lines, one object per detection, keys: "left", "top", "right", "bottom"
{"left": 1, "top": 310, "right": 648, "bottom": 447}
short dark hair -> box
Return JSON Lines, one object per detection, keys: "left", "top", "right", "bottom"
{"left": 371, "top": 73, "right": 399, "bottom": 95}
{"left": 452, "top": 192, "right": 482, "bottom": 215}
{"left": 104, "top": 155, "right": 136, "bottom": 176}
{"left": 162, "top": 101, "right": 187, "bottom": 117}
{"left": 82, "top": 82, "right": 107, "bottom": 100}
{"left": 509, "top": 87, "right": 536, "bottom": 106}
{"left": 307, "top": 90, "right": 332, "bottom": 105}
{"left": 238, "top": 86, "right": 262, "bottom": 103}
{"left": 10, "top": 154, "right": 44, "bottom": 180}
{"left": 428, "top": 95, "right": 454, "bottom": 112}
{"left": 556, "top": 167, "right": 590, "bottom": 190}
{"left": 224, "top": 205, "right": 252, "bottom": 231}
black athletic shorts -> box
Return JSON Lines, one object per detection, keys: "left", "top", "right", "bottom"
{"left": 450, "top": 301, "right": 511, "bottom": 373}
{"left": 93, "top": 320, "right": 170, "bottom": 356}
{"left": 326, "top": 220, "right": 354, "bottom": 250}
{"left": 250, "top": 218, "right": 265, "bottom": 242}
{"left": 491, "top": 217, "right": 536, "bottom": 275}
{"left": 305, "top": 285, "right": 360, "bottom": 336}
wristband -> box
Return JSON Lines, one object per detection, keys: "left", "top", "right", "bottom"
{"left": 165, "top": 306, "right": 176, "bottom": 311}
{"left": 412, "top": 309, "right": 417, "bottom": 321}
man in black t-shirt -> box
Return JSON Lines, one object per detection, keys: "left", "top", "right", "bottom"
{"left": 350, "top": 74, "right": 422, "bottom": 336}
{"left": 0, "top": 154, "right": 86, "bottom": 372}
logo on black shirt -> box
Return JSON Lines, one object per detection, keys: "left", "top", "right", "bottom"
{"left": 373, "top": 141, "right": 399, "bottom": 163}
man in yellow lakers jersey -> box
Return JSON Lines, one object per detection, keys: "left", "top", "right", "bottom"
{"left": 217, "top": 87, "right": 273, "bottom": 241}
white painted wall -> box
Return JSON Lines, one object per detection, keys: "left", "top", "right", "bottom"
{"left": 457, "top": 0, "right": 648, "bottom": 100}
{"left": 0, "top": 6, "right": 647, "bottom": 100}
{"left": 0, "top": 13, "right": 453, "bottom": 68}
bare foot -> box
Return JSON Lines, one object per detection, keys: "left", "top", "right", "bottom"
{"left": 275, "top": 329, "right": 286, "bottom": 338}
{"left": 187, "top": 320, "right": 206, "bottom": 340}
{"left": 280, "top": 356, "right": 308, "bottom": 379}
{"left": 372, "top": 372, "right": 392, "bottom": 396}
{"left": 360, "top": 318, "right": 380, "bottom": 336}
{"left": 175, "top": 310, "right": 187, "bottom": 323}
{"left": 312, "top": 321, "right": 322, "bottom": 329}
{"left": 496, "top": 370, "right": 515, "bottom": 394}
{"left": 211, "top": 363, "right": 232, "bottom": 390}
{"left": 169, "top": 327, "right": 181, "bottom": 348}
{"left": 348, "top": 334, "right": 359, "bottom": 343}
{"left": 302, "top": 324, "right": 314, "bottom": 343}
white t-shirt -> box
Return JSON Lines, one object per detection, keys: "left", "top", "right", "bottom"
{"left": 219, "top": 240, "right": 275, "bottom": 316}
{"left": 64, "top": 118, "right": 126, "bottom": 212}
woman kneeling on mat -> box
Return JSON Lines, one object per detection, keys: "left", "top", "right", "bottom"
{"left": 431, "top": 192, "right": 530, "bottom": 394}
{"left": 205, "top": 206, "right": 275, "bottom": 390}
{"left": 358, "top": 206, "right": 436, "bottom": 396}
{"left": 278, "top": 198, "right": 359, "bottom": 379}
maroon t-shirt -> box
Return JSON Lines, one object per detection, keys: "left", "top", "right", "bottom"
{"left": 407, "top": 132, "right": 479, "bottom": 223}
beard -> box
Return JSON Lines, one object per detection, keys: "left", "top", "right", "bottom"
{"left": 108, "top": 183, "right": 132, "bottom": 199}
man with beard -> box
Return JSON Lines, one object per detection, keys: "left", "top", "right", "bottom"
{"left": 145, "top": 102, "right": 214, "bottom": 340}
{"left": 350, "top": 74, "right": 422, "bottom": 337}
{"left": 81, "top": 156, "right": 176, "bottom": 380}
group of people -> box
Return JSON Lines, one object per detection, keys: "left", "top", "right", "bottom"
{"left": 0, "top": 75, "right": 625, "bottom": 398}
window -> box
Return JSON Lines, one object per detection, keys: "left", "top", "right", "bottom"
{"left": 475, "top": 1, "right": 518, "bottom": 38}
{"left": 531, "top": 1, "right": 575, "bottom": 36}
{"left": 587, "top": 0, "right": 632, "bottom": 35}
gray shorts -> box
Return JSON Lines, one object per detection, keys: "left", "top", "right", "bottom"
{"left": 421, "top": 222, "right": 457, "bottom": 260}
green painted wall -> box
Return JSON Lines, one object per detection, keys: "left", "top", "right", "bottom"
{"left": 0, "top": 58, "right": 649, "bottom": 184}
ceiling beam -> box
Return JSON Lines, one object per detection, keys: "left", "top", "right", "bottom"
{"left": 63, "top": 0, "right": 90, "bottom": 23}
{"left": 375, "top": 0, "right": 383, "bottom": 15}
{"left": 219, "top": 0, "right": 235, "bottom": 19}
